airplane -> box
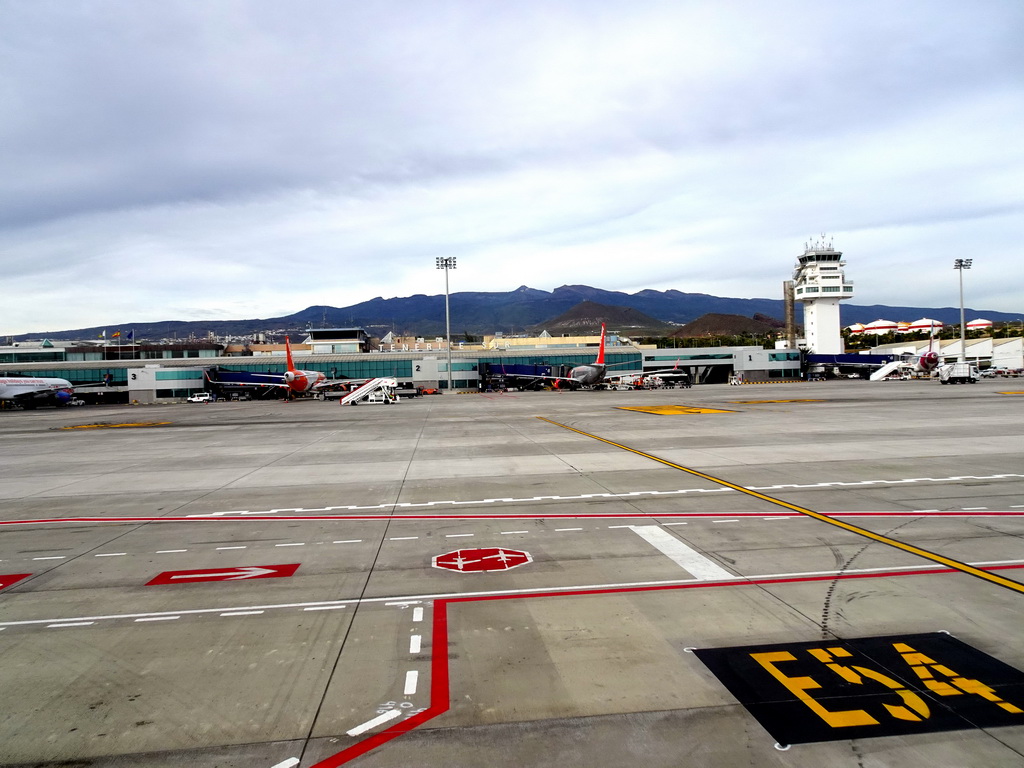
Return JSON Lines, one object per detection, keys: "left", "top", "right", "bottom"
{"left": 0, "top": 376, "right": 75, "bottom": 408}
{"left": 901, "top": 324, "right": 941, "bottom": 374}
{"left": 496, "top": 324, "right": 620, "bottom": 390}
{"left": 206, "top": 337, "right": 354, "bottom": 397}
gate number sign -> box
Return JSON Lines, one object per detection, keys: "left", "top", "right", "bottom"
{"left": 695, "top": 633, "right": 1024, "bottom": 745}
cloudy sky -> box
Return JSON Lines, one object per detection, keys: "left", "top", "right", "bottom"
{"left": 2, "top": 1, "right": 1022, "bottom": 335}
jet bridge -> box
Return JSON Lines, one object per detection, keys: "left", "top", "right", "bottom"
{"left": 340, "top": 377, "right": 399, "bottom": 405}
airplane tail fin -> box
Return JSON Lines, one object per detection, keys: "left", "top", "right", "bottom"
{"left": 285, "top": 336, "right": 296, "bottom": 372}
{"left": 595, "top": 323, "right": 606, "bottom": 365}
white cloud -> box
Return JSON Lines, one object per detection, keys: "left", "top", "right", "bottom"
{"left": 1, "top": 0, "right": 1022, "bottom": 334}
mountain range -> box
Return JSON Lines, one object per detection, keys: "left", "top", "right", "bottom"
{"left": 12, "top": 284, "right": 1022, "bottom": 341}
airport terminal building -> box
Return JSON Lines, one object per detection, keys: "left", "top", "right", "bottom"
{"left": 0, "top": 330, "right": 807, "bottom": 404}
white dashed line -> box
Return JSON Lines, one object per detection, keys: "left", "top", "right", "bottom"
{"left": 134, "top": 616, "right": 180, "bottom": 623}
{"left": 555, "top": 527, "right": 583, "bottom": 532}
{"left": 409, "top": 635, "right": 422, "bottom": 654}
{"left": 663, "top": 522, "right": 688, "bottom": 526}
{"left": 963, "top": 507, "right": 989, "bottom": 511}
{"left": 390, "top": 537, "right": 419, "bottom": 541}
{"left": 346, "top": 709, "right": 402, "bottom": 737}
{"left": 216, "top": 546, "right": 247, "bottom": 550}
{"left": 333, "top": 540, "right": 362, "bottom": 544}
{"left": 157, "top": 549, "right": 187, "bottom": 553}
{"left": 32, "top": 556, "right": 65, "bottom": 561}
{"left": 607, "top": 525, "right": 634, "bottom": 529}
{"left": 500, "top": 530, "right": 529, "bottom": 535}
{"left": 712, "top": 519, "right": 739, "bottom": 523}
{"left": 275, "top": 543, "right": 305, "bottom": 547}
{"left": 412, "top": 607, "right": 424, "bottom": 622}
{"left": 94, "top": 553, "right": 126, "bottom": 557}
{"left": 220, "top": 611, "right": 264, "bottom": 617}
{"left": 404, "top": 670, "right": 419, "bottom": 695}
{"left": 445, "top": 533, "right": 474, "bottom": 538}
{"left": 303, "top": 605, "right": 347, "bottom": 612}
{"left": 763, "top": 517, "right": 790, "bottom": 520}
{"left": 48, "top": 622, "right": 94, "bottom": 628}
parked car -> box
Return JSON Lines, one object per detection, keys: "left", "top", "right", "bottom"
{"left": 186, "top": 392, "right": 212, "bottom": 403}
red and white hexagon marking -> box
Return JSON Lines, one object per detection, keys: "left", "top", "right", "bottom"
{"left": 432, "top": 547, "right": 532, "bottom": 573}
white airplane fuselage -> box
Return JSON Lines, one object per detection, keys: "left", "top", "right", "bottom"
{"left": 0, "top": 377, "right": 75, "bottom": 407}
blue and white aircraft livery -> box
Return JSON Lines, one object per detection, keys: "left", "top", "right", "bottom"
{"left": 0, "top": 376, "right": 75, "bottom": 408}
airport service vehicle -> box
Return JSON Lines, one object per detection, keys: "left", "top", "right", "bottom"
{"left": 187, "top": 392, "right": 213, "bottom": 403}
{"left": 0, "top": 376, "right": 75, "bottom": 408}
{"left": 938, "top": 363, "right": 980, "bottom": 385}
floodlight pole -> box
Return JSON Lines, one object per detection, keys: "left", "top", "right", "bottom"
{"left": 436, "top": 257, "right": 457, "bottom": 392}
{"left": 954, "top": 258, "right": 972, "bottom": 363}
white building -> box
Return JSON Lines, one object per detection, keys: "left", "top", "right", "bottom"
{"left": 792, "top": 236, "right": 855, "bottom": 354}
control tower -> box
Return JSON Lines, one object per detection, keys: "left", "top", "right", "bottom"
{"left": 792, "top": 236, "right": 854, "bottom": 355}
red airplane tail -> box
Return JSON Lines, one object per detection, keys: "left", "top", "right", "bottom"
{"left": 285, "top": 336, "right": 296, "bottom": 372}
{"left": 595, "top": 323, "right": 606, "bottom": 365}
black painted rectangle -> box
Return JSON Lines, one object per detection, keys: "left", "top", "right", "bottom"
{"left": 695, "top": 632, "right": 1024, "bottom": 745}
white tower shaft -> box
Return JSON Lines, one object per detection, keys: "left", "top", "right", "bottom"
{"left": 792, "top": 237, "right": 854, "bottom": 355}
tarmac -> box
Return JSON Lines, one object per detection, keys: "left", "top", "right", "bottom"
{"left": 1, "top": 378, "right": 1023, "bottom": 767}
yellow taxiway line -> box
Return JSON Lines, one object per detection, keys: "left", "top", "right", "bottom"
{"left": 538, "top": 417, "right": 1024, "bottom": 595}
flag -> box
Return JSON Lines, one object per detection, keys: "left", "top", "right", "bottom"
{"left": 126, "top": 330, "right": 134, "bottom": 341}
{"left": 98, "top": 330, "right": 106, "bottom": 339}
{"left": 112, "top": 331, "right": 121, "bottom": 338}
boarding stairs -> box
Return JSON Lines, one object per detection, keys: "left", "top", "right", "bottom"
{"left": 340, "top": 377, "right": 399, "bottom": 405}
{"left": 869, "top": 360, "right": 905, "bottom": 381}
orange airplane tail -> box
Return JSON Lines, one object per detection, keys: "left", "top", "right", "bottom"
{"left": 595, "top": 323, "right": 606, "bottom": 365}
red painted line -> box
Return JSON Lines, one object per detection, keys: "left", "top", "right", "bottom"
{"left": 308, "top": 602, "right": 451, "bottom": 768}
{"left": 0, "top": 511, "right": 1022, "bottom": 527}
{"left": 309, "top": 563, "right": 1024, "bottom": 765}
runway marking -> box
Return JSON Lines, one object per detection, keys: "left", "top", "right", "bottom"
{"left": 311, "top": 561, "right": 1024, "bottom": 767}
{"left": 60, "top": 422, "right": 172, "bottom": 430}
{"left": 275, "top": 543, "right": 305, "bottom": 547}
{"left": 270, "top": 758, "right": 300, "bottom": 768}
{"left": 48, "top": 622, "right": 94, "bottom": 628}
{"left": 728, "top": 399, "right": 825, "bottom": 403}
{"left": 7, "top": 471, "right": 1021, "bottom": 525}
{"left": 539, "top": 417, "right": 1024, "bottom": 596}
{"left": 3, "top": 561, "right": 1024, "bottom": 633}
{"left": 616, "top": 405, "right": 737, "bottom": 415}
{"left": 95, "top": 553, "right": 126, "bottom": 557}
{"left": 345, "top": 709, "right": 402, "bottom": 737}
{"left": 157, "top": 549, "right": 187, "bottom": 553}
{"left": 220, "top": 610, "right": 264, "bottom": 617}
{"left": 629, "top": 526, "right": 734, "bottom": 580}
{"left": 410, "top": 635, "right": 422, "bottom": 654}
{"left": 217, "top": 546, "right": 247, "bottom": 550}
{"left": 390, "top": 537, "right": 419, "bottom": 541}
{"left": 32, "top": 556, "right": 65, "bottom": 561}
{"left": 404, "top": 671, "right": 419, "bottom": 695}
{"left": 500, "top": 530, "right": 529, "bottom": 534}
{"left": 304, "top": 605, "right": 346, "bottom": 612}
{"left": 554, "top": 527, "right": 583, "bottom": 532}
{"left": 997, "top": 391, "right": 1024, "bottom": 395}
{"left": 445, "top": 533, "right": 474, "bottom": 538}
{"left": 333, "top": 540, "right": 363, "bottom": 544}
